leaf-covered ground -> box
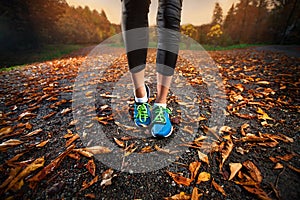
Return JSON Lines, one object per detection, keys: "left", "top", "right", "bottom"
{"left": 0, "top": 46, "right": 299, "bottom": 200}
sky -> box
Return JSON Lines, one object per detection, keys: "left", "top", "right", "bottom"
{"left": 66, "top": 0, "right": 239, "bottom": 26}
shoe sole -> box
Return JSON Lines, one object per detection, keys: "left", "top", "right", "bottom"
{"left": 151, "top": 125, "right": 173, "bottom": 138}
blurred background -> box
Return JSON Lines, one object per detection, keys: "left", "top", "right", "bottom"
{"left": 0, "top": 0, "right": 299, "bottom": 67}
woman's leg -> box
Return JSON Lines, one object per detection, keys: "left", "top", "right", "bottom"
{"left": 156, "top": 0, "right": 182, "bottom": 104}
{"left": 121, "top": 0, "right": 151, "bottom": 98}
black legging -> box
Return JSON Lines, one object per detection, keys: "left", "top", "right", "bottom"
{"left": 121, "top": 0, "right": 182, "bottom": 76}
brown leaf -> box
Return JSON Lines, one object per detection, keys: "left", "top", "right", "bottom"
{"left": 63, "top": 129, "right": 74, "bottom": 138}
{"left": 140, "top": 146, "right": 153, "bottom": 153}
{"left": 196, "top": 172, "right": 211, "bottom": 184}
{"left": 287, "top": 164, "right": 300, "bottom": 173}
{"left": 61, "top": 108, "right": 72, "bottom": 115}
{"left": 243, "top": 186, "right": 271, "bottom": 200}
{"left": 234, "top": 84, "right": 245, "bottom": 92}
{"left": 24, "top": 128, "right": 42, "bottom": 137}
{"left": 68, "top": 152, "right": 81, "bottom": 160}
{"left": 113, "top": 137, "right": 125, "bottom": 148}
{"left": 0, "top": 139, "right": 23, "bottom": 151}
{"left": 182, "top": 126, "right": 194, "bottom": 134}
{"left": 73, "top": 149, "right": 93, "bottom": 158}
{"left": 65, "top": 134, "right": 79, "bottom": 147}
{"left": 229, "top": 163, "right": 242, "bottom": 181}
{"left": 36, "top": 140, "right": 49, "bottom": 148}
{"left": 5, "top": 157, "right": 45, "bottom": 192}
{"left": 212, "top": 179, "right": 226, "bottom": 196}
{"left": 85, "top": 193, "right": 96, "bottom": 199}
{"left": 276, "top": 153, "right": 295, "bottom": 161}
{"left": 100, "top": 168, "right": 115, "bottom": 187}
{"left": 86, "top": 159, "right": 96, "bottom": 176}
{"left": 25, "top": 122, "right": 32, "bottom": 130}
{"left": 191, "top": 187, "right": 202, "bottom": 200}
{"left": 243, "top": 160, "right": 262, "bottom": 183}
{"left": 42, "top": 112, "right": 57, "bottom": 120}
{"left": 274, "top": 163, "right": 284, "bottom": 170}
{"left": 18, "top": 111, "right": 37, "bottom": 120}
{"left": 0, "top": 127, "right": 13, "bottom": 137}
{"left": 189, "top": 161, "right": 201, "bottom": 180}
{"left": 166, "top": 171, "right": 192, "bottom": 186}
{"left": 28, "top": 144, "right": 75, "bottom": 188}
{"left": 80, "top": 176, "right": 99, "bottom": 191}
{"left": 220, "top": 136, "right": 233, "bottom": 170}
{"left": 83, "top": 146, "right": 111, "bottom": 155}
{"left": 240, "top": 123, "right": 249, "bottom": 136}
{"left": 257, "top": 108, "right": 273, "bottom": 120}
{"left": 0, "top": 166, "right": 22, "bottom": 191}
{"left": 164, "top": 192, "right": 190, "bottom": 200}
{"left": 197, "top": 151, "right": 209, "bottom": 165}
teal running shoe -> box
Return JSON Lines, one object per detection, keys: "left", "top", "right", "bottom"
{"left": 133, "top": 85, "right": 151, "bottom": 127}
{"left": 151, "top": 106, "right": 173, "bottom": 137}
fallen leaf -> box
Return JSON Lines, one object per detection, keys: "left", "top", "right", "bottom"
{"left": 212, "top": 179, "right": 226, "bottom": 196}
{"left": 243, "top": 185, "right": 271, "bottom": 200}
{"left": 275, "top": 153, "right": 295, "bottom": 161}
{"left": 0, "top": 166, "right": 22, "bottom": 191}
{"left": 197, "top": 151, "right": 209, "bottom": 165}
{"left": 73, "top": 149, "right": 93, "bottom": 158}
{"left": 240, "top": 123, "right": 249, "bottom": 136}
{"left": 36, "top": 140, "right": 49, "bottom": 147}
{"left": 86, "top": 159, "right": 96, "bottom": 176}
{"left": 191, "top": 187, "right": 202, "bottom": 200}
{"left": 167, "top": 171, "right": 192, "bottom": 186}
{"left": 243, "top": 160, "right": 262, "bottom": 183}
{"left": 65, "top": 133, "right": 79, "bottom": 147}
{"left": 5, "top": 157, "right": 45, "bottom": 192}
{"left": 140, "top": 146, "right": 153, "bottom": 153}
{"left": 85, "top": 193, "right": 96, "bottom": 199}
{"left": 287, "top": 164, "right": 300, "bottom": 173}
{"left": 220, "top": 136, "right": 233, "bottom": 170}
{"left": 28, "top": 144, "right": 75, "bottom": 188}
{"left": 164, "top": 191, "right": 190, "bottom": 200}
{"left": 196, "top": 172, "right": 211, "bottom": 184}
{"left": 257, "top": 108, "right": 273, "bottom": 120}
{"left": 61, "top": 108, "right": 72, "bottom": 115}
{"left": 18, "top": 111, "right": 37, "bottom": 120}
{"left": 229, "top": 163, "right": 242, "bottom": 181}
{"left": 81, "top": 176, "right": 99, "bottom": 191}
{"left": 24, "top": 128, "right": 43, "bottom": 137}
{"left": 274, "top": 163, "right": 284, "bottom": 169}
{"left": 182, "top": 126, "right": 194, "bottom": 134}
{"left": 83, "top": 146, "right": 112, "bottom": 155}
{"left": 113, "top": 137, "right": 125, "bottom": 148}
{"left": 0, "top": 127, "right": 13, "bottom": 137}
{"left": 234, "top": 84, "right": 245, "bottom": 92}
{"left": 100, "top": 168, "right": 116, "bottom": 187}
{"left": 0, "top": 139, "right": 23, "bottom": 151}
{"left": 189, "top": 161, "right": 201, "bottom": 180}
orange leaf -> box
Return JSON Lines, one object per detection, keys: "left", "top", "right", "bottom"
{"left": 24, "top": 128, "right": 43, "bottom": 137}
{"left": 80, "top": 176, "right": 99, "bottom": 191}
{"left": 166, "top": 171, "right": 192, "bottom": 186}
{"left": 191, "top": 187, "right": 202, "bottom": 200}
{"left": 198, "top": 151, "right": 209, "bottom": 165}
{"left": 220, "top": 136, "right": 233, "bottom": 170}
{"left": 113, "top": 137, "right": 125, "bottom": 148}
{"left": 65, "top": 134, "right": 79, "bottom": 147}
{"left": 86, "top": 159, "right": 96, "bottom": 176}
{"left": 189, "top": 161, "right": 201, "bottom": 180}
{"left": 212, "top": 179, "right": 226, "bottom": 196}
{"left": 100, "top": 168, "right": 115, "bottom": 187}
{"left": 196, "top": 172, "right": 211, "bottom": 184}
{"left": 36, "top": 140, "right": 49, "bottom": 148}
{"left": 228, "top": 163, "right": 242, "bottom": 181}
{"left": 243, "top": 160, "right": 262, "bottom": 183}
{"left": 0, "top": 127, "right": 13, "bottom": 137}
{"left": 164, "top": 191, "right": 190, "bottom": 200}
{"left": 83, "top": 146, "right": 111, "bottom": 155}
{"left": 242, "top": 186, "right": 271, "bottom": 200}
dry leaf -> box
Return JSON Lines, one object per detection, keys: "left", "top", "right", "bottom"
{"left": 276, "top": 153, "right": 295, "bottom": 161}
{"left": 0, "top": 166, "right": 22, "bottom": 191}
{"left": 5, "top": 157, "right": 45, "bottom": 192}
{"left": 100, "top": 168, "right": 115, "bottom": 187}
{"left": 0, "top": 139, "right": 23, "bottom": 151}
{"left": 197, "top": 151, "right": 209, "bottom": 165}
{"left": 243, "top": 160, "right": 262, "bottom": 183}
{"left": 24, "top": 128, "right": 42, "bottom": 137}
{"left": 243, "top": 186, "right": 271, "bottom": 200}
{"left": 65, "top": 133, "right": 79, "bottom": 147}
{"left": 229, "top": 163, "right": 242, "bottom": 181}
{"left": 85, "top": 193, "right": 96, "bottom": 199}
{"left": 73, "top": 149, "right": 93, "bottom": 158}
{"left": 287, "top": 164, "right": 300, "bottom": 173}
{"left": 212, "top": 179, "right": 226, "bottom": 196}
{"left": 36, "top": 140, "right": 49, "bottom": 147}
{"left": 191, "top": 187, "right": 202, "bottom": 200}
{"left": 164, "top": 192, "right": 190, "bottom": 200}
{"left": 86, "top": 159, "right": 96, "bottom": 176}
{"left": 28, "top": 144, "right": 75, "bottom": 188}
{"left": 196, "top": 172, "right": 211, "bottom": 184}
{"left": 83, "top": 146, "right": 112, "bottom": 155}
{"left": 182, "top": 126, "right": 194, "bottom": 134}
{"left": 220, "top": 136, "right": 233, "bottom": 170}
{"left": 274, "top": 163, "right": 284, "bottom": 169}
{"left": 189, "top": 161, "right": 201, "bottom": 180}
{"left": 113, "top": 137, "right": 125, "bottom": 148}
{"left": 240, "top": 123, "right": 249, "bottom": 136}
{"left": 81, "top": 176, "right": 99, "bottom": 191}
{"left": 166, "top": 171, "right": 192, "bottom": 186}
{"left": 257, "top": 108, "right": 273, "bottom": 120}
{"left": 0, "top": 127, "right": 13, "bottom": 137}
{"left": 140, "top": 146, "right": 153, "bottom": 153}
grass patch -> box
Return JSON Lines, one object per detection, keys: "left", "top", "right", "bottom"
{"left": 202, "top": 43, "right": 265, "bottom": 51}
{"left": 0, "top": 44, "right": 87, "bottom": 71}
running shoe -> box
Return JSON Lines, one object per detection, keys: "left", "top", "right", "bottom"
{"left": 151, "top": 105, "right": 173, "bottom": 137}
{"left": 133, "top": 85, "right": 151, "bottom": 127}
